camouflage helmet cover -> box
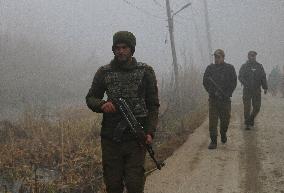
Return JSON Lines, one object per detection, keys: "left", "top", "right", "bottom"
{"left": 112, "top": 31, "right": 136, "bottom": 54}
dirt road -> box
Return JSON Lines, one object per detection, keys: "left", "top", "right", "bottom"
{"left": 145, "top": 96, "right": 284, "bottom": 193}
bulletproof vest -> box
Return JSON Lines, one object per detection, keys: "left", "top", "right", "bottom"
{"left": 103, "top": 63, "right": 148, "bottom": 117}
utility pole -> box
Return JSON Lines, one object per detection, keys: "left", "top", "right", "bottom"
{"left": 165, "top": 0, "right": 178, "bottom": 90}
{"left": 203, "top": 0, "right": 213, "bottom": 63}
{"left": 165, "top": 0, "right": 191, "bottom": 90}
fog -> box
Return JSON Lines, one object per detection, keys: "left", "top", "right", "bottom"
{"left": 1, "top": 0, "right": 284, "bottom": 119}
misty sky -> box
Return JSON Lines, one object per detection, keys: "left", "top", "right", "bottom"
{"left": 1, "top": 0, "right": 283, "bottom": 74}
{"left": 0, "top": 0, "right": 284, "bottom": 119}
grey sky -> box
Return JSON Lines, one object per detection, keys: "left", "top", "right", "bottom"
{"left": 0, "top": 0, "right": 284, "bottom": 119}
{"left": 1, "top": 0, "right": 283, "bottom": 73}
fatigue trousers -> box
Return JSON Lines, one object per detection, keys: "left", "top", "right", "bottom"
{"left": 101, "top": 138, "right": 146, "bottom": 193}
{"left": 242, "top": 89, "right": 261, "bottom": 125}
{"left": 281, "top": 83, "right": 284, "bottom": 97}
{"left": 209, "top": 98, "right": 231, "bottom": 141}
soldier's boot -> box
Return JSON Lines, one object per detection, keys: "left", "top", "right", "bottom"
{"left": 245, "top": 117, "right": 251, "bottom": 130}
{"left": 244, "top": 117, "right": 250, "bottom": 129}
{"left": 245, "top": 125, "right": 251, "bottom": 130}
{"left": 221, "top": 132, "right": 227, "bottom": 144}
{"left": 249, "top": 116, "right": 255, "bottom": 127}
{"left": 208, "top": 137, "right": 217, "bottom": 149}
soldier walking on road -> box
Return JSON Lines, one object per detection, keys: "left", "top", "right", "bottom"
{"left": 238, "top": 51, "right": 268, "bottom": 130}
{"left": 86, "top": 31, "right": 160, "bottom": 193}
{"left": 268, "top": 65, "right": 281, "bottom": 96}
{"left": 281, "top": 65, "right": 284, "bottom": 98}
{"left": 203, "top": 49, "right": 237, "bottom": 149}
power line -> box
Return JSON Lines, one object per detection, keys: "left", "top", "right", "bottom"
{"left": 172, "top": 9, "right": 191, "bottom": 21}
{"left": 151, "top": 0, "right": 165, "bottom": 9}
{"left": 121, "top": 0, "right": 166, "bottom": 20}
{"left": 168, "top": 4, "right": 207, "bottom": 65}
{"left": 172, "top": 2, "right": 191, "bottom": 17}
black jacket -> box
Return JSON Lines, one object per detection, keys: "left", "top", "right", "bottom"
{"left": 203, "top": 63, "right": 237, "bottom": 100}
{"left": 86, "top": 57, "right": 160, "bottom": 140}
{"left": 238, "top": 61, "right": 268, "bottom": 92}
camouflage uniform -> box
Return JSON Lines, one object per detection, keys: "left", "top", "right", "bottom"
{"left": 86, "top": 31, "right": 159, "bottom": 193}
{"left": 203, "top": 59, "right": 237, "bottom": 144}
{"left": 239, "top": 57, "right": 268, "bottom": 126}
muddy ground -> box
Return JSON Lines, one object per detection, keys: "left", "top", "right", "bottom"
{"left": 145, "top": 95, "right": 284, "bottom": 193}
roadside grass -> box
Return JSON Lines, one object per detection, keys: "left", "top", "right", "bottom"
{"left": 0, "top": 65, "right": 207, "bottom": 192}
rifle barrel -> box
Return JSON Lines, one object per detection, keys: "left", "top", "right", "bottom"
{"left": 115, "top": 98, "right": 165, "bottom": 170}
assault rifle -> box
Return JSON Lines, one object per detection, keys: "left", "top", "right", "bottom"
{"left": 208, "top": 76, "right": 229, "bottom": 99}
{"left": 113, "top": 98, "right": 165, "bottom": 170}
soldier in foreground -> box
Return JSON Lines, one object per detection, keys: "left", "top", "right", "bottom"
{"left": 239, "top": 51, "right": 268, "bottom": 130}
{"left": 203, "top": 49, "right": 237, "bottom": 149}
{"left": 86, "top": 31, "right": 160, "bottom": 193}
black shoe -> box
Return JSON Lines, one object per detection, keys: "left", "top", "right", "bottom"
{"left": 208, "top": 142, "right": 217, "bottom": 149}
{"left": 221, "top": 133, "right": 227, "bottom": 144}
{"left": 245, "top": 125, "right": 251, "bottom": 130}
{"left": 249, "top": 116, "right": 255, "bottom": 126}
{"left": 245, "top": 119, "right": 250, "bottom": 127}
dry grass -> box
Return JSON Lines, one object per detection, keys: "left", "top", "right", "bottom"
{"left": 0, "top": 65, "right": 207, "bottom": 192}
{"left": 0, "top": 104, "right": 207, "bottom": 192}
{"left": 0, "top": 107, "right": 104, "bottom": 192}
